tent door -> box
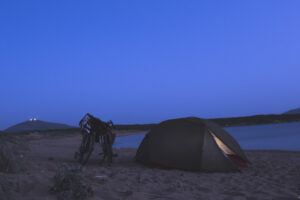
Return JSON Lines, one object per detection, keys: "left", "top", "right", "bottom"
{"left": 208, "top": 129, "right": 235, "bottom": 155}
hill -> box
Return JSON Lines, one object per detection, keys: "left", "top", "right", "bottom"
{"left": 115, "top": 114, "right": 300, "bottom": 130}
{"left": 4, "top": 113, "right": 300, "bottom": 133}
{"left": 212, "top": 114, "right": 300, "bottom": 126}
{"left": 284, "top": 107, "right": 300, "bottom": 114}
{"left": 4, "top": 120, "right": 76, "bottom": 133}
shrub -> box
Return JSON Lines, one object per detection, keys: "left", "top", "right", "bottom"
{"left": 51, "top": 163, "right": 93, "bottom": 200}
{"left": 0, "top": 135, "right": 20, "bottom": 173}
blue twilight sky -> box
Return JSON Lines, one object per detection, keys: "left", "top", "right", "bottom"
{"left": 0, "top": 0, "right": 300, "bottom": 129}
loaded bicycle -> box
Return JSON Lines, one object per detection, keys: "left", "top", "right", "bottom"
{"left": 74, "top": 113, "right": 116, "bottom": 165}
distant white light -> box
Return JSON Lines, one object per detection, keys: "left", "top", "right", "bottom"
{"left": 33, "top": 118, "right": 37, "bottom": 121}
{"left": 29, "top": 118, "right": 33, "bottom": 121}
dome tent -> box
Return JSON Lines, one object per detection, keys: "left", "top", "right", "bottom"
{"left": 135, "top": 117, "right": 249, "bottom": 172}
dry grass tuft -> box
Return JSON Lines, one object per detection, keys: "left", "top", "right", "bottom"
{"left": 51, "top": 163, "right": 93, "bottom": 200}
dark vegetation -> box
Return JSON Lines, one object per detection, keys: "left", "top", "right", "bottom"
{"left": 51, "top": 163, "right": 93, "bottom": 200}
{"left": 0, "top": 131, "right": 20, "bottom": 173}
{"left": 0, "top": 131, "right": 16, "bottom": 142}
{"left": 1, "top": 128, "right": 80, "bottom": 138}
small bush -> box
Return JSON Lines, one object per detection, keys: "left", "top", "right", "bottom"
{"left": 0, "top": 140, "right": 20, "bottom": 173}
{"left": 51, "top": 163, "right": 93, "bottom": 200}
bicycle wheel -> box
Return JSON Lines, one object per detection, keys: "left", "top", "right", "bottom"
{"left": 78, "top": 134, "right": 95, "bottom": 165}
{"left": 105, "top": 135, "right": 113, "bottom": 164}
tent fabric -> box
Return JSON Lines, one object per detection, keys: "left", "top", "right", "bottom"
{"left": 200, "top": 129, "right": 237, "bottom": 172}
{"left": 209, "top": 130, "right": 235, "bottom": 155}
{"left": 135, "top": 117, "right": 249, "bottom": 172}
{"left": 202, "top": 119, "right": 249, "bottom": 163}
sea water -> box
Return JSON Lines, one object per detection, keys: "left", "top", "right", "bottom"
{"left": 114, "top": 122, "right": 300, "bottom": 150}
{"left": 225, "top": 122, "right": 300, "bottom": 150}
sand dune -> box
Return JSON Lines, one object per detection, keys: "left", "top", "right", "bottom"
{"left": 0, "top": 131, "right": 299, "bottom": 200}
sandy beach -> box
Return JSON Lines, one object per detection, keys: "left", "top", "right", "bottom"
{"left": 1, "top": 131, "right": 300, "bottom": 200}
